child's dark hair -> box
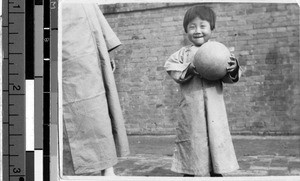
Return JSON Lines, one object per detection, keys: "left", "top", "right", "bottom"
{"left": 183, "top": 5, "right": 216, "bottom": 33}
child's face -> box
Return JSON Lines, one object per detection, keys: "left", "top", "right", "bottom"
{"left": 186, "top": 17, "right": 212, "bottom": 47}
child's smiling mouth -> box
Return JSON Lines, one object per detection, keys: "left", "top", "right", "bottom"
{"left": 193, "top": 35, "right": 204, "bottom": 38}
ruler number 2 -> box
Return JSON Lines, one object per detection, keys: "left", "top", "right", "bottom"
{"left": 13, "top": 84, "right": 21, "bottom": 91}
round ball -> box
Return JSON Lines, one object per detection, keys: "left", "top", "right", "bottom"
{"left": 193, "top": 41, "right": 230, "bottom": 81}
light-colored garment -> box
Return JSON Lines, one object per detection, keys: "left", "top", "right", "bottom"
{"left": 62, "top": 3, "right": 129, "bottom": 175}
{"left": 164, "top": 45, "right": 240, "bottom": 176}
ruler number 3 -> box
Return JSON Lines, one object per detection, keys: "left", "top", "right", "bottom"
{"left": 44, "top": 38, "right": 50, "bottom": 42}
{"left": 13, "top": 167, "right": 21, "bottom": 173}
{"left": 51, "top": 2, "right": 57, "bottom": 9}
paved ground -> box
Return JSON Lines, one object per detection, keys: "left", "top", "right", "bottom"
{"left": 114, "top": 135, "right": 300, "bottom": 177}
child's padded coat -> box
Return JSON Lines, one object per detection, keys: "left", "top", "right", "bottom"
{"left": 165, "top": 45, "right": 240, "bottom": 175}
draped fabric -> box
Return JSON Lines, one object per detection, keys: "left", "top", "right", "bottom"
{"left": 62, "top": 3, "right": 129, "bottom": 175}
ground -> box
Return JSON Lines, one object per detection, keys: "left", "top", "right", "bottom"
{"left": 114, "top": 135, "right": 300, "bottom": 178}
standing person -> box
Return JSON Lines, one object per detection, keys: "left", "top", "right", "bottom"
{"left": 164, "top": 5, "right": 241, "bottom": 177}
{"left": 62, "top": 3, "right": 129, "bottom": 176}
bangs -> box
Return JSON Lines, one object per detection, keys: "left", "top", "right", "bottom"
{"left": 183, "top": 6, "right": 216, "bottom": 32}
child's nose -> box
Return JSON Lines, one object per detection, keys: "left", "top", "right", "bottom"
{"left": 195, "top": 26, "right": 202, "bottom": 33}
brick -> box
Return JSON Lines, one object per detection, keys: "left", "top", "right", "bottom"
{"left": 100, "top": 3, "right": 300, "bottom": 135}
{"left": 290, "top": 169, "right": 300, "bottom": 175}
{"left": 288, "top": 161, "right": 300, "bottom": 170}
{"left": 268, "top": 169, "right": 289, "bottom": 176}
{"left": 276, "top": 27, "right": 287, "bottom": 32}
{"left": 270, "top": 158, "right": 289, "bottom": 167}
{"left": 253, "top": 160, "right": 270, "bottom": 167}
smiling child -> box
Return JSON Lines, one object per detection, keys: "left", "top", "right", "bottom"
{"left": 164, "top": 5, "right": 241, "bottom": 177}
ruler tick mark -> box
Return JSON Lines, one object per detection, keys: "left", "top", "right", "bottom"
{"left": 9, "top": 94, "right": 25, "bottom": 96}
{"left": 9, "top": 73, "right": 19, "bottom": 75}
{"left": 9, "top": 52, "right": 22, "bottom": 54}
{"left": 9, "top": 12, "right": 25, "bottom": 14}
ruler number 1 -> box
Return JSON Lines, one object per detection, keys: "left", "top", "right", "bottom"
{"left": 13, "top": 5, "right": 20, "bottom": 8}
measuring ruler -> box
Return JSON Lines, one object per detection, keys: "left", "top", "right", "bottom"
{"left": 2, "top": 0, "right": 58, "bottom": 180}
{"left": 2, "top": 0, "right": 26, "bottom": 180}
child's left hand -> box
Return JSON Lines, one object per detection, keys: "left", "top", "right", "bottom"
{"left": 226, "top": 54, "right": 238, "bottom": 73}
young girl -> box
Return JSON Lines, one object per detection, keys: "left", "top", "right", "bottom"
{"left": 164, "top": 5, "right": 241, "bottom": 177}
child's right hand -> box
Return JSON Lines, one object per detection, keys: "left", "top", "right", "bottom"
{"left": 189, "top": 61, "right": 200, "bottom": 75}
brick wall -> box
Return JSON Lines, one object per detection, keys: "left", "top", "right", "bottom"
{"left": 100, "top": 3, "right": 300, "bottom": 135}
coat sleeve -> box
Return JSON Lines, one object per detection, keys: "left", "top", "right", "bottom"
{"left": 91, "top": 4, "right": 121, "bottom": 52}
{"left": 164, "top": 48, "right": 194, "bottom": 84}
{"left": 222, "top": 60, "right": 242, "bottom": 84}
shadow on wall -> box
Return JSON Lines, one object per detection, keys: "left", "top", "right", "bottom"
{"left": 265, "top": 46, "right": 285, "bottom": 64}
{"left": 248, "top": 45, "right": 299, "bottom": 135}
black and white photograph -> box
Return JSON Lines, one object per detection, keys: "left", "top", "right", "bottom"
{"left": 1, "top": 0, "right": 300, "bottom": 181}
{"left": 59, "top": 0, "right": 300, "bottom": 180}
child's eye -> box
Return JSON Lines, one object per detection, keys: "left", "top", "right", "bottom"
{"left": 189, "top": 25, "right": 195, "bottom": 29}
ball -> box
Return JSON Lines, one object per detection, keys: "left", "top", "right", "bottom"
{"left": 193, "top": 41, "right": 230, "bottom": 81}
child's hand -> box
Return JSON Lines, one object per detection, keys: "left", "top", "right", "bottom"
{"left": 190, "top": 61, "right": 200, "bottom": 76}
{"left": 226, "top": 54, "right": 238, "bottom": 73}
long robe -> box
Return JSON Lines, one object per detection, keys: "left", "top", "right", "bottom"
{"left": 62, "top": 3, "right": 129, "bottom": 175}
{"left": 164, "top": 44, "right": 240, "bottom": 176}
